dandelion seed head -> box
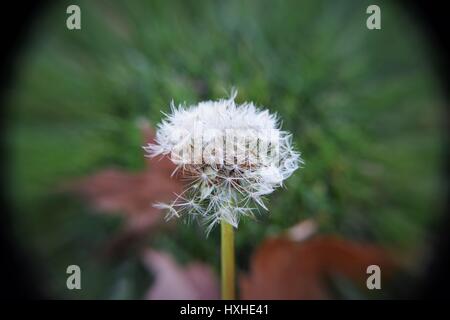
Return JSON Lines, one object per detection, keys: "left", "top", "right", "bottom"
{"left": 144, "top": 90, "right": 302, "bottom": 232}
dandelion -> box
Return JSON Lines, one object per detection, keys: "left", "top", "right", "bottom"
{"left": 143, "top": 90, "right": 302, "bottom": 299}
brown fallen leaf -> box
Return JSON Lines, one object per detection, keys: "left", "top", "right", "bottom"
{"left": 142, "top": 249, "right": 219, "bottom": 300}
{"left": 72, "top": 167, "right": 180, "bottom": 232}
{"left": 240, "top": 225, "right": 396, "bottom": 300}
{"left": 67, "top": 120, "right": 183, "bottom": 257}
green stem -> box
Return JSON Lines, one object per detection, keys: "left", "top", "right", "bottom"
{"left": 221, "top": 220, "right": 235, "bottom": 300}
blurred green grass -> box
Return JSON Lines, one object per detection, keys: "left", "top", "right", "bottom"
{"left": 5, "top": 0, "right": 445, "bottom": 298}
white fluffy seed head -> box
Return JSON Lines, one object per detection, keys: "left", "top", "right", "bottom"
{"left": 144, "top": 90, "right": 303, "bottom": 232}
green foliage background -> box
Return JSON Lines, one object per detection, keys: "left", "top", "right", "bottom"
{"left": 5, "top": 0, "right": 445, "bottom": 298}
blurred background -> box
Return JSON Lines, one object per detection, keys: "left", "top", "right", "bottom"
{"left": 1, "top": 0, "right": 448, "bottom": 299}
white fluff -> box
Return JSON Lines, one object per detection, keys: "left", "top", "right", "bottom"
{"left": 143, "top": 91, "right": 303, "bottom": 232}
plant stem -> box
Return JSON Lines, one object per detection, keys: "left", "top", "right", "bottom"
{"left": 221, "top": 220, "right": 235, "bottom": 300}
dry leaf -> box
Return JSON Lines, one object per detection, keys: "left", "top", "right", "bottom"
{"left": 241, "top": 231, "right": 395, "bottom": 299}
{"left": 70, "top": 121, "right": 182, "bottom": 229}
{"left": 67, "top": 120, "right": 183, "bottom": 256}
{"left": 142, "top": 249, "right": 219, "bottom": 300}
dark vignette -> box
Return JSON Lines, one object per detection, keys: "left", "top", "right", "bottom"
{"left": 0, "top": 0, "right": 448, "bottom": 300}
